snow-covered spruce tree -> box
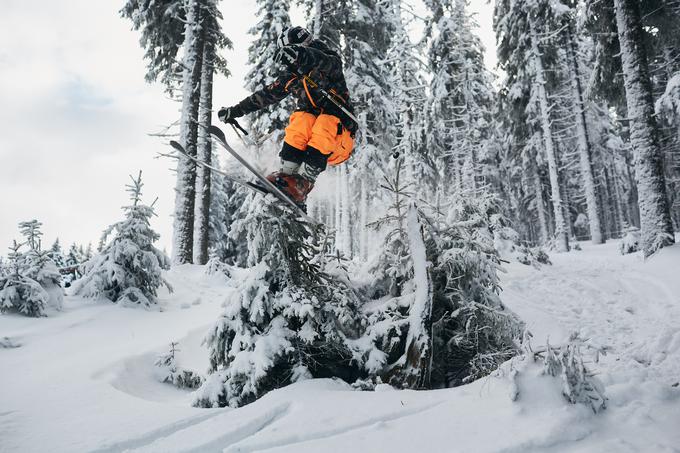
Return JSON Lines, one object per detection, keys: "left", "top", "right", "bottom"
{"left": 0, "top": 241, "right": 48, "bottom": 317}
{"left": 49, "top": 239, "right": 66, "bottom": 269}
{"left": 73, "top": 172, "right": 171, "bottom": 307}
{"left": 121, "top": 0, "right": 231, "bottom": 264}
{"left": 426, "top": 0, "right": 496, "bottom": 194}
{"left": 341, "top": 0, "right": 396, "bottom": 259}
{"left": 208, "top": 171, "right": 250, "bottom": 266}
{"left": 385, "top": 1, "right": 433, "bottom": 199}
{"left": 18, "top": 221, "right": 63, "bottom": 311}
{"left": 194, "top": 2, "right": 232, "bottom": 265}
{"left": 562, "top": 11, "right": 604, "bottom": 244}
{"left": 494, "top": 0, "right": 572, "bottom": 251}
{"left": 120, "top": 0, "right": 185, "bottom": 89}
{"left": 245, "top": 0, "right": 292, "bottom": 140}
{"left": 364, "top": 163, "right": 523, "bottom": 388}
{"left": 193, "top": 196, "right": 367, "bottom": 408}
{"left": 613, "top": 0, "right": 676, "bottom": 255}
{"left": 425, "top": 192, "right": 524, "bottom": 386}
{"left": 586, "top": 0, "right": 676, "bottom": 254}
{"left": 172, "top": 0, "right": 205, "bottom": 265}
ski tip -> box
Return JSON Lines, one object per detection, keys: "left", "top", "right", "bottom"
{"left": 169, "top": 140, "right": 183, "bottom": 152}
{"left": 208, "top": 125, "right": 226, "bottom": 141}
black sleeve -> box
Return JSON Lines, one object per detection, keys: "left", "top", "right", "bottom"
{"left": 234, "top": 74, "right": 293, "bottom": 115}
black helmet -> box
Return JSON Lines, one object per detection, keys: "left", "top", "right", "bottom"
{"left": 277, "top": 26, "right": 313, "bottom": 48}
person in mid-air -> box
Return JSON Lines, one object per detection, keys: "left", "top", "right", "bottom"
{"left": 218, "top": 26, "right": 357, "bottom": 207}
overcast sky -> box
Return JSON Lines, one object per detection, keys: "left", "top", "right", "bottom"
{"left": 0, "top": 0, "right": 496, "bottom": 255}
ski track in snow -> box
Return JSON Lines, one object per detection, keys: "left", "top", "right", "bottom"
{"left": 222, "top": 400, "right": 445, "bottom": 453}
{"left": 90, "top": 410, "right": 227, "bottom": 453}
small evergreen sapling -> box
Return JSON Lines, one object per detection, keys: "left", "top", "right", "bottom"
{"left": 73, "top": 171, "right": 172, "bottom": 306}
{"left": 18, "top": 220, "right": 63, "bottom": 311}
{"left": 0, "top": 241, "right": 48, "bottom": 317}
{"left": 49, "top": 239, "right": 67, "bottom": 268}
{"left": 154, "top": 342, "right": 203, "bottom": 389}
{"left": 363, "top": 163, "right": 434, "bottom": 388}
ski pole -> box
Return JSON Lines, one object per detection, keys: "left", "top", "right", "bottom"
{"left": 227, "top": 118, "right": 249, "bottom": 136}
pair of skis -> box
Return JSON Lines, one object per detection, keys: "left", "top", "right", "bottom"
{"left": 169, "top": 125, "right": 316, "bottom": 224}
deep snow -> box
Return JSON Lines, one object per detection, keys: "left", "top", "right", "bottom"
{"left": 1, "top": 241, "right": 679, "bottom": 452}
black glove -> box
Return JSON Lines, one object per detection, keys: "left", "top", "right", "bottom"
{"left": 217, "top": 106, "right": 242, "bottom": 123}
{"left": 276, "top": 45, "right": 301, "bottom": 71}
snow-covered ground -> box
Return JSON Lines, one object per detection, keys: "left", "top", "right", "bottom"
{"left": 1, "top": 241, "right": 679, "bottom": 452}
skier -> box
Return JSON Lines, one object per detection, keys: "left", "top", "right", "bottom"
{"left": 217, "top": 26, "right": 357, "bottom": 206}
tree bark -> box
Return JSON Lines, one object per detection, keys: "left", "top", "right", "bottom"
{"left": 530, "top": 20, "right": 569, "bottom": 252}
{"left": 614, "top": 0, "right": 675, "bottom": 257}
{"left": 529, "top": 154, "right": 549, "bottom": 245}
{"left": 194, "top": 36, "right": 214, "bottom": 265}
{"left": 172, "top": 0, "right": 204, "bottom": 265}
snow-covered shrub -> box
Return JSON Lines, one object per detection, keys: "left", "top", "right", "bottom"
{"left": 516, "top": 245, "right": 553, "bottom": 267}
{"left": 619, "top": 228, "right": 641, "bottom": 255}
{"left": 72, "top": 172, "right": 172, "bottom": 307}
{"left": 492, "top": 211, "right": 551, "bottom": 267}
{"left": 542, "top": 336, "right": 607, "bottom": 413}
{"left": 154, "top": 342, "right": 203, "bottom": 389}
{"left": 0, "top": 241, "right": 48, "bottom": 317}
{"left": 193, "top": 194, "right": 367, "bottom": 408}
{"left": 204, "top": 255, "right": 231, "bottom": 277}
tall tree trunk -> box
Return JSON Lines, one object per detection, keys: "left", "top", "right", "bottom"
{"left": 529, "top": 155, "right": 549, "bottom": 244}
{"left": 603, "top": 167, "right": 622, "bottom": 239}
{"left": 614, "top": 0, "right": 675, "bottom": 257}
{"left": 194, "top": 37, "right": 215, "bottom": 265}
{"left": 341, "top": 165, "right": 352, "bottom": 258}
{"left": 335, "top": 167, "right": 342, "bottom": 253}
{"left": 530, "top": 20, "right": 569, "bottom": 252}
{"left": 566, "top": 24, "right": 604, "bottom": 244}
{"left": 359, "top": 181, "right": 368, "bottom": 261}
{"left": 612, "top": 171, "right": 627, "bottom": 236}
{"left": 172, "top": 0, "right": 204, "bottom": 265}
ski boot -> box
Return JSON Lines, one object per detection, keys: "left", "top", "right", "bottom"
{"left": 266, "top": 172, "right": 314, "bottom": 212}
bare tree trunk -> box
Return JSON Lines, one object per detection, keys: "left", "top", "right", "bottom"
{"left": 359, "top": 180, "right": 368, "bottom": 261}
{"left": 194, "top": 37, "right": 214, "bottom": 265}
{"left": 172, "top": 0, "right": 204, "bottom": 265}
{"left": 614, "top": 0, "right": 675, "bottom": 257}
{"left": 530, "top": 21, "right": 569, "bottom": 252}
{"left": 566, "top": 24, "right": 604, "bottom": 244}
{"left": 529, "top": 155, "right": 549, "bottom": 244}
{"left": 335, "top": 167, "right": 343, "bottom": 253}
{"left": 342, "top": 166, "right": 353, "bottom": 258}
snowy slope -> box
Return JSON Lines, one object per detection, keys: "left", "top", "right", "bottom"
{"left": 1, "top": 242, "right": 679, "bottom": 452}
